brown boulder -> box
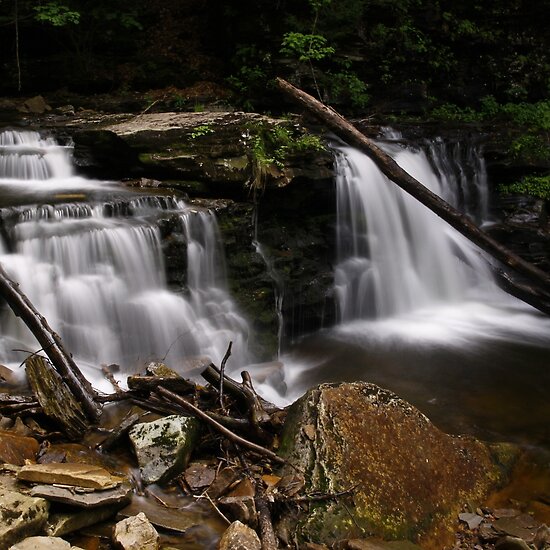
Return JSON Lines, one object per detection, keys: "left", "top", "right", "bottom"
{"left": 278, "top": 382, "right": 514, "bottom": 548}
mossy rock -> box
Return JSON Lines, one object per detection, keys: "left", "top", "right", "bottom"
{"left": 278, "top": 382, "right": 515, "bottom": 548}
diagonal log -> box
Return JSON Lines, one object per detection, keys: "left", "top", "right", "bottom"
{"left": 276, "top": 78, "right": 550, "bottom": 313}
{"left": 0, "top": 264, "right": 101, "bottom": 421}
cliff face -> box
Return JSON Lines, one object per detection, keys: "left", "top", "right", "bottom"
{"left": 69, "top": 111, "right": 337, "bottom": 360}
{"left": 5, "top": 109, "right": 547, "bottom": 360}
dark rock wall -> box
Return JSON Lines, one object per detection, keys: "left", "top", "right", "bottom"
{"left": 54, "top": 115, "right": 550, "bottom": 360}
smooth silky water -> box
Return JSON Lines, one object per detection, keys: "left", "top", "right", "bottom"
{"left": 0, "top": 129, "right": 249, "bottom": 389}
{"left": 263, "top": 134, "right": 550, "bottom": 451}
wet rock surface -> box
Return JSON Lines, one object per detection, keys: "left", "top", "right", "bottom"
{"left": 112, "top": 512, "right": 160, "bottom": 550}
{"left": 218, "top": 520, "right": 261, "bottom": 550}
{"left": 278, "top": 382, "right": 514, "bottom": 547}
{"left": 453, "top": 505, "right": 550, "bottom": 550}
{"left": 9, "top": 536, "right": 84, "bottom": 549}
{"left": 0, "top": 489, "right": 50, "bottom": 548}
{"left": 0, "top": 430, "right": 40, "bottom": 465}
{"left": 29, "top": 483, "right": 132, "bottom": 509}
{"left": 128, "top": 414, "right": 202, "bottom": 485}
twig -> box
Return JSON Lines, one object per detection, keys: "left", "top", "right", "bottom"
{"left": 256, "top": 478, "right": 279, "bottom": 550}
{"left": 219, "top": 341, "right": 232, "bottom": 414}
{"left": 101, "top": 364, "right": 123, "bottom": 394}
{"left": 14, "top": 347, "right": 51, "bottom": 369}
{"left": 205, "top": 492, "right": 232, "bottom": 525}
{"left": 155, "top": 387, "right": 286, "bottom": 465}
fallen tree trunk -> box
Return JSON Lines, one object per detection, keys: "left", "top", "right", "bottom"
{"left": 0, "top": 264, "right": 101, "bottom": 421}
{"left": 276, "top": 78, "right": 550, "bottom": 313}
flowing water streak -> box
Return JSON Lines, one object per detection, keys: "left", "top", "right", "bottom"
{"left": 251, "top": 209, "right": 285, "bottom": 357}
{"left": 334, "top": 137, "right": 501, "bottom": 321}
{"left": 0, "top": 129, "right": 249, "bottom": 384}
{"left": 271, "top": 134, "right": 550, "bottom": 413}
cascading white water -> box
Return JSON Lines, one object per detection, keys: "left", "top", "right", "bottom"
{"left": 334, "top": 136, "right": 500, "bottom": 321}
{"left": 268, "top": 133, "right": 550, "bottom": 421}
{"left": 0, "top": 130, "right": 249, "bottom": 384}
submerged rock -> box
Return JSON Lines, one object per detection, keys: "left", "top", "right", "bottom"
{"left": 278, "top": 382, "right": 514, "bottom": 547}
{"left": 0, "top": 489, "right": 49, "bottom": 548}
{"left": 46, "top": 506, "right": 120, "bottom": 537}
{"left": 129, "top": 415, "right": 201, "bottom": 485}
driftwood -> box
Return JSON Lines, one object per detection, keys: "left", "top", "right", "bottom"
{"left": 255, "top": 480, "right": 279, "bottom": 550}
{"left": 0, "top": 393, "right": 40, "bottom": 414}
{"left": 25, "top": 355, "right": 90, "bottom": 440}
{"left": 154, "top": 387, "right": 286, "bottom": 465}
{"left": 127, "top": 374, "right": 194, "bottom": 394}
{"left": 202, "top": 365, "right": 275, "bottom": 419}
{"left": 0, "top": 264, "right": 101, "bottom": 420}
{"left": 276, "top": 77, "right": 550, "bottom": 315}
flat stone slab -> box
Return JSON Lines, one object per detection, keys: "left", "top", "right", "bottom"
{"left": 0, "top": 489, "right": 49, "bottom": 548}
{"left": 30, "top": 483, "right": 133, "bottom": 508}
{"left": 18, "top": 463, "right": 124, "bottom": 489}
{"left": 129, "top": 415, "right": 201, "bottom": 485}
{"left": 118, "top": 496, "right": 204, "bottom": 533}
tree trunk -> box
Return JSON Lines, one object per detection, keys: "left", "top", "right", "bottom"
{"left": 0, "top": 264, "right": 101, "bottom": 421}
{"left": 276, "top": 78, "right": 550, "bottom": 314}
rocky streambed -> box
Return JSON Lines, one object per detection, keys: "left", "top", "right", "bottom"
{"left": 1, "top": 97, "right": 550, "bottom": 549}
{"left": 2, "top": 358, "right": 549, "bottom": 550}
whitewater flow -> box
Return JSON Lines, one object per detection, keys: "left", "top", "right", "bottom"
{"left": 334, "top": 137, "right": 500, "bottom": 320}
{"left": 0, "top": 130, "right": 249, "bottom": 387}
{"left": 263, "top": 133, "right": 550, "bottom": 407}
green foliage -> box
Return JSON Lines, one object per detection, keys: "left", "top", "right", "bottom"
{"left": 500, "top": 175, "right": 550, "bottom": 200}
{"left": 248, "top": 123, "right": 326, "bottom": 169}
{"left": 429, "top": 98, "right": 550, "bottom": 130}
{"left": 325, "top": 70, "right": 369, "bottom": 108}
{"left": 189, "top": 124, "right": 215, "bottom": 139}
{"left": 429, "top": 103, "right": 480, "bottom": 123}
{"left": 227, "top": 45, "right": 272, "bottom": 109}
{"left": 509, "top": 134, "right": 550, "bottom": 164}
{"left": 33, "top": 2, "right": 80, "bottom": 26}
{"left": 280, "top": 32, "right": 335, "bottom": 62}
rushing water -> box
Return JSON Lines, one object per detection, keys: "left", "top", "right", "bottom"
{"left": 0, "top": 129, "right": 249, "bottom": 387}
{"left": 264, "top": 134, "right": 550, "bottom": 447}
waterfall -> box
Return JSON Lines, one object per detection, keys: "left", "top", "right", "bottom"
{"left": 334, "top": 135, "right": 501, "bottom": 321}
{"left": 0, "top": 130, "right": 249, "bottom": 384}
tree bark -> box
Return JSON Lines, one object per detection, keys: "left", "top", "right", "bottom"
{"left": 0, "top": 264, "right": 101, "bottom": 421}
{"left": 276, "top": 78, "right": 550, "bottom": 313}
{"left": 26, "top": 355, "right": 90, "bottom": 440}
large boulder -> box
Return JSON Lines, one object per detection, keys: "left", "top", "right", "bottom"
{"left": 278, "top": 382, "right": 514, "bottom": 548}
